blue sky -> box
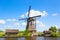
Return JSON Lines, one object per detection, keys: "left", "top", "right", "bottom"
{"left": 0, "top": 0, "right": 60, "bottom": 32}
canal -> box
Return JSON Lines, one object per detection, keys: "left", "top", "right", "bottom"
{"left": 0, "top": 37, "right": 60, "bottom": 40}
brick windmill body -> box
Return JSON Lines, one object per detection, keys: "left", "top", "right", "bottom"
{"left": 26, "top": 17, "right": 36, "bottom": 33}
{"left": 19, "top": 6, "right": 41, "bottom": 36}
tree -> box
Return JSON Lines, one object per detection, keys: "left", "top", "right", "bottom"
{"left": 0, "top": 30, "right": 4, "bottom": 32}
{"left": 49, "top": 26, "right": 57, "bottom": 37}
{"left": 49, "top": 26, "right": 57, "bottom": 33}
{"left": 58, "top": 28, "right": 60, "bottom": 34}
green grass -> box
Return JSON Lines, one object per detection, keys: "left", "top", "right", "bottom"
{"left": 0, "top": 32, "right": 5, "bottom": 37}
{"left": 0, "top": 31, "right": 60, "bottom": 37}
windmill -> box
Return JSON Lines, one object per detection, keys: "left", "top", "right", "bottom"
{"left": 19, "top": 6, "right": 41, "bottom": 36}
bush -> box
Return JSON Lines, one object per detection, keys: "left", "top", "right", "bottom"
{"left": 50, "top": 32, "right": 57, "bottom": 37}
{"left": 38, "top": 32, "right": 44, "bottom": 36}
{"left": 18, "top": 30, "right": 32, "bottom": 37}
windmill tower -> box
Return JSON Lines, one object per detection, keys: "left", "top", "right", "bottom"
{"left": 26, "top": 17, "right": 36, "bottom": 33}
{"left": 19, "top": 6, "right": 41, "bottom": 36}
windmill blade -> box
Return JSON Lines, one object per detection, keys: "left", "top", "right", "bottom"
{"left": 19, "top": 18, "right": 28, "bottom": 20}
{"left": 30, "top": 15, "right": 41, "bottom": 18}
{"left": 28, "top": 5, "right": 31, "bottom": 17}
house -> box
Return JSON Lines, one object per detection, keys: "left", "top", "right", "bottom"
{"left": 5, "top": 29, "right": 19, "bottom": 37}
{"left": 43, "top": 30, "right": 52, "bottom": 37}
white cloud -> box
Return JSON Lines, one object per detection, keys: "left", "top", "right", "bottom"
{"left": 15, "top": 23, "right": 20, "bottom": 26}
{"left": 6, "top": 19, "right": 17, "bottom": 21}
{"left": 29, "top": 10, "right": 47, "bottom": 17}
{"left": 0, "top": 20, "right": 6, "bottom": 24}
{"left": 36, "top": 20, "right": 46, "bottom": 27}
{"left": 21, "top": 22, "right": 26, "bottom": 26}
{"left": 52, "top": 13, "right": 58, "bottom": 16}
{"left": 20, "top": 15, "right": 25, "bottom": 18}
{"left": 20, "top": 9, "right": 48, "bottom": 18}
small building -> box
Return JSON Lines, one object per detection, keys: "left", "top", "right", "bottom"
{"left": 43, "top": 30, "right": 52, "bottom": 37}
{"left": 5, "top": 29, "right": 19, "bottom": 37}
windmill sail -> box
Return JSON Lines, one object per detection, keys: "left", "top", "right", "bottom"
{"left": 28, "top": 6, "right": 31, "bottom": 17}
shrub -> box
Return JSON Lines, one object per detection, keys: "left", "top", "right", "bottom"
{"left": 50, "top": 32, "right": 57, "bottom": 37}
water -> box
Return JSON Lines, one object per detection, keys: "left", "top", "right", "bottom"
{"left": 0, "top": 37, "right": 60, "bottom": 40}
